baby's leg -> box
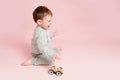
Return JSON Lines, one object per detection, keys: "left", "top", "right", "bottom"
{"left": 31, "top": 54, "right": 55, "bottom": 66}
{"left": 21, "top": 57, "right": 33, "bottom": 66}
{"left": 40, "top": 55, "right": 55, "bottom": 65}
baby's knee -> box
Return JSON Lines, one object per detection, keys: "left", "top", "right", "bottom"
{"left": 48, "top": 59, "right": 55, "bottom": 65}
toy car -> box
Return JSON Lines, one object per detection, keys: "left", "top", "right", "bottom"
{"left": 48, "top": 66, "right": 63, "bottom": 76}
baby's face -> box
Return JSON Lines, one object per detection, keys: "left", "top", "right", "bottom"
{"left": 40, "top": 15, "right": 52, "bottom": 30}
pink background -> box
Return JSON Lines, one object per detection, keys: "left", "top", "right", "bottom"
{"left": 0, "top": 0, "right": 120, "bottom": 80}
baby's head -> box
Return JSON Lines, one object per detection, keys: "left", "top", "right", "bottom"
{"left": 33, "top": 6, "right": 53, "bottom": 30}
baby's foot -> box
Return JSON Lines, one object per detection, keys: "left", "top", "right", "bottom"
{"left": 21, "top": 61, "right": 32, "bottom": 66}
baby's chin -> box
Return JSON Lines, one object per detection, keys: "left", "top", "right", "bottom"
{"left": 44, "top": 26, "right": 50, "bottom": 30}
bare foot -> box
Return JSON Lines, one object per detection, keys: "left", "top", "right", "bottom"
{"left": 21, "top": 62, "right": 32, "bottom": 66}
{"left": 21, "top": 58, "right": 32, "bottom": 66}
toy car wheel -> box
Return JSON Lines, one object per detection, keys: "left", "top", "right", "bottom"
{"left": 56, "top": 71, "right": 62, "bottom": 76}
{"left": 48, "top": 70, "right": 54, "bottom": 75}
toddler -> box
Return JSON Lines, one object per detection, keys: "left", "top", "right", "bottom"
{"left": 22, "top": 6, "right": 61, "bottom": 66}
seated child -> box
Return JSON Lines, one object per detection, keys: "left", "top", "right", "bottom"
{"left": 22, "top": 6, "right": 61, "bottom": 66}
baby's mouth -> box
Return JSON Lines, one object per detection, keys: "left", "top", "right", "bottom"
{"left": 48, "top": 26, "right": 50, "bottom": 28}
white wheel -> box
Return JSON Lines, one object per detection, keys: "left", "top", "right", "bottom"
{"left": 56, "top": 71, "right": 62, "bottom": 76}
{"left": 48, "top": 70, "right": 54, "bottom": 75}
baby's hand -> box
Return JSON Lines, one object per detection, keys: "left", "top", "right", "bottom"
{"left": 52, "top": 30, "right": 58, "bottom": 37}
{"left": 53, "top": 54, "right": 61, "bottom": 60}
{"left": 57, "top": 47, "right": 62, "bottom": 51}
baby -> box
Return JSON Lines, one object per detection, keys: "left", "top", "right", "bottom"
{"left": 22, "top": 6, "right": 61, "bottom": 66}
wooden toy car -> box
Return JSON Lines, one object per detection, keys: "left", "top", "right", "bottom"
{"left": 48, "top": 66, "right": 64, "bottom": 76}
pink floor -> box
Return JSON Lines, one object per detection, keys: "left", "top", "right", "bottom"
{"left": 0, "top": 0, "right": 120, "bottom": 80}
{"left": 0, "top": 39, "right": 120, "bottom": 80}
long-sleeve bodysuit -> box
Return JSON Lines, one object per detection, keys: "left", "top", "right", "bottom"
{"left": 31, "top": 26, "right": 60, "bottom": 65}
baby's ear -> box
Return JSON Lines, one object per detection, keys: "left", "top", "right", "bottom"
{"left": 37, "top": 19, "right": 42, "bottom": 25}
